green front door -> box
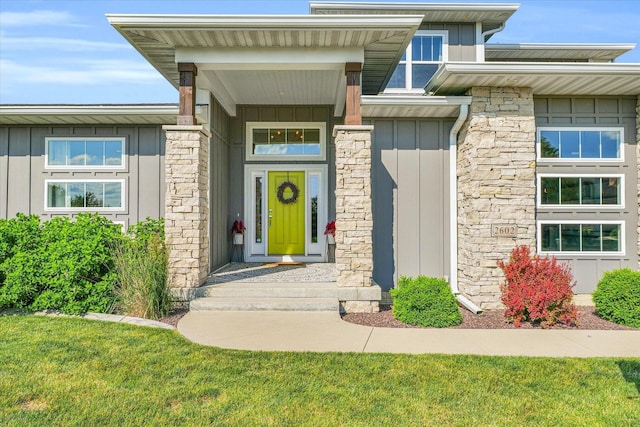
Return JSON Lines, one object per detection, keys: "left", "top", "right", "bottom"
{"left": 268, "top": 171, "right": 305, "bottom": 255}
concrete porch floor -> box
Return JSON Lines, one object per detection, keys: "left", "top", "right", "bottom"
{"left": 207, "top": 262, "right": 337, "bottom": 284}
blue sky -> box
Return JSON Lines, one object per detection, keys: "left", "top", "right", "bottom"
{"left": 1, "top": 0, "right": 639, "bottom": 104}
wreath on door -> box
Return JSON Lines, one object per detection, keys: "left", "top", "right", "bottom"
{"left": 277, "top": 181, "right": 299, "bottom": 204}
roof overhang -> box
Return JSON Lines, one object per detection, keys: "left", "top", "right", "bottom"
{"left": 107, "top": 14, "right": 423, "bottom": 116}
{"left": 486, "top": 43, "right": 637, "bottom": 62}
{"left": 0, "top": 105, "right": 179, "bottom": 125}
{"left": 310, "top": 2, "right": 520, "bottom": 33}
{"left": 425, "top": 62, "right": 640, "bottom": 96}
{"left": 361, "top": 95, "right": 471, "bottom": 118}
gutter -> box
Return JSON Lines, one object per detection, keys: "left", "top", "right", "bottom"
{"left": 481, "top": 23, "right": 506, "bottom": 42}
{"left": 448, "top": 103, "right": 483, "bottom": 314}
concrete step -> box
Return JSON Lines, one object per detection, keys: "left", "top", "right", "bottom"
{"left": 195, "top": 283, "right": 338, "bottom": 299}
{"left": 190, "top": 297, "right": 339, "bottom": 312}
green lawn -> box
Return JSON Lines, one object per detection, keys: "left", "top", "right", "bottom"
{"left": 1, "top": 316, "right": 639, "bottom": 426}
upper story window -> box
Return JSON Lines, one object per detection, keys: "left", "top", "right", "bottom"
{"left": 46, "top": 137, "right": 125, "bottom": 169}
{"left": 385, "top": 31, "right": 448, "bottom": 92}
{"left": 246, "top": 122, "right": 326, "bottom": 161}
{"left": 537, "top": 128, "right": 623, "bottom": 162}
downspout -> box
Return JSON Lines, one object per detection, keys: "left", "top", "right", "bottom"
{"left": 481, "top": 23, "right": 506, "bottom": 43}
{"left": 449, "top": 104, "right": 483, "bottom": 314}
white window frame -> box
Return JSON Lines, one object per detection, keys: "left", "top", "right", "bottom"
{"left": 536, "top": 127, "right": 624, "bottom": 163}
{"left": 246, "top": 122, "right": 326, "bottom": 162}
{"left": 113, "top": 220, "right": 127, "bottom": 233}
{"left": 537, "top": 220, "right": 625, "bottom": 256}
{"left": 45, "top": 137, "right": 126, "bottom": 170}
{"left": 44, "top": 179, "right": 126, "bottom": 212}
{"left": 385, "top": 30, "right": 448, "bottom": 93}
{"left": 537, "top": 173, "right": 625, "bottom": 210}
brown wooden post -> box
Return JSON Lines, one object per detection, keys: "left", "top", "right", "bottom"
{"left": 178, "top": 63, "right": 197, "bottom": 125}
{"left": 344, "top": 62, "right": 362, "bottom": 125}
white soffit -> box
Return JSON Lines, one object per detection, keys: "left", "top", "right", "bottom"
{"left": 361, "top": 95, "right": 472, "bottom": 118}
{"left": 0, "top": 105, "right": 179, "bottom": 125}
{"left": 485, "top": 43, "right": 637, "bottom": 62}
{"left": 107, "top": 14, "right": 423, "bottom": 115}
{"left": 426, "top": 62, "right": 640, "bottom": 96}
{"left": 310, "top": 2, "right": 519, "bottom": 33}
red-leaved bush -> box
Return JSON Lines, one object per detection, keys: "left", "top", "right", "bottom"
{"left": 497, "top": 245, "right": 578, "bottom": 328}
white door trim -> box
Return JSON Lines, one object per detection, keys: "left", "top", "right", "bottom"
{"left": 243, "top": 164, "right": 329, "bottom": 262}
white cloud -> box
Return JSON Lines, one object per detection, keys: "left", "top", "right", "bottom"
{"left": 0, "top": 10, "right": 76, "bottom": 27}
{"left": 0, "top": 58, "right": 165, "bottom": 86}
{"left": 0, "top": 36, "right": 132, "bottom": 51}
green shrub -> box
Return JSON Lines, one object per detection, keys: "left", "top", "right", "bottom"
{"left": 390, "top": 276, "right": 462, "bottom": 327}
{"left": 114, "top": 218, "right": 170, "bottom": 319}
{"left": 0, "top": 214, "right": 41, "bottom": 287}
{"left": 0, "top": 214, "right": 122, "bottom": 314}
{"left": 593, "top": 268, "right": 640, "bottom": 328}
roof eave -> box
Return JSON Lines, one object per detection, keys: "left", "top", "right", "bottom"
{"left": 425, "top": 62, "right": 640, "bottom": 96}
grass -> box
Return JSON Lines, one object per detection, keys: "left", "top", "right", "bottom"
{"left": 1, "top": 315, "right": 639, "bottom": 426}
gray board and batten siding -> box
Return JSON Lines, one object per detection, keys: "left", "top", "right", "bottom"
{"left": 534, "top": 96, "right": 638, "bottom": 293}
{"left": 419, "top": 23, "right": 478, "bottom": 61}
{"left": 0, "top": 124, "right": 165, "bottom": 228}
{"left": 208, "top": 95, "right": 232, "bottom": 272}
{"left": 367, "top": 118, "right": 453, "bottom": 292}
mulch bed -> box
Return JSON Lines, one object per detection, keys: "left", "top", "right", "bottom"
{"left": 159, "top": 308, "right": 189, "bottom": 328}
{"left": 341, "top": 305, "right": 636, "bottom": 330}
{"left": 160, "top": 305, "right": 635, "bottom": 330}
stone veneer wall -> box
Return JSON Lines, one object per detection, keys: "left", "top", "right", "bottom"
{"left": 457, "top": 87, "right": 537, "bottom": 309}
{"left": 637, "top": 95, "right": 640, "bottom": 268}
{"left": 333, "top": 125, "right": 378, "bottom": 313}
{"left": 163, "top": 125, "right": 210, "bottom": 290}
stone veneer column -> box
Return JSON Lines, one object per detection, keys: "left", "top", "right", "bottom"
{"left": 163, "top": 125, "right": 211, "bottom": 291}
{"left": 457, "top": 87, "right": 537, "bottom": 309}
{"left": 333, "top": 125, "right": 378, "bottom": 313}
{"left": 637, "top": 95, "right": 640, "bottom": 267}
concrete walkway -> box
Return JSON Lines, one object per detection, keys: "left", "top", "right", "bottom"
{"left": 178, "top": 311, "right": 640, "bottom": 357}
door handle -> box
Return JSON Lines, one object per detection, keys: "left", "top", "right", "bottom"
{"left": 269, "top": 215, "right": 272, "bottom": 227}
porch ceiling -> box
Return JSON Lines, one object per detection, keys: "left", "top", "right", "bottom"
{"left": 425, "top": 62, "right": 640, "bottom": 96}
{"left": 107, "top": 15, "right": 423, "bottom": 116}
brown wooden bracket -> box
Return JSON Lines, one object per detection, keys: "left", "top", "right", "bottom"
{"left": 344, "top": 62, "right": 362, "bottom": 126}
{"left": 178, "top": 63, "right": 197, "bottom": 125}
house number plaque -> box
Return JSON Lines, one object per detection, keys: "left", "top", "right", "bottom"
{"left": 492, "top": 224, "right": 517, "bottom": 238}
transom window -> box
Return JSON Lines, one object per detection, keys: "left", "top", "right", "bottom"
{"left": 46, "top": 137, "right": 125, "bottom": 168}
{"left": 386, "top": 31, "right": 447, "bottom": 91}
{"left": 539, "top": 222, "right": 623, "bottom": 254}
{"left": 537, "top": 128, "right": 623, "bottom": 161}
{"left": 246, "top": 122, "right": 326, "bottom": 161}
{"left": 538, "top": 175, "right": 623, "bottom": 207}
{"left": 45, "top": 180, "right": 124, "bottom": 211}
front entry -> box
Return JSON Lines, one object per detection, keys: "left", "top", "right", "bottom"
{"left": 244, "top": 164, "right": 328, "bottom": 262}
{"left": 268, "top": 171, "right": 305, "bottom": 255}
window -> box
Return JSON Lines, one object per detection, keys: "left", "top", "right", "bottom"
{"left": 45, "top": 180, "right": 125, "bottom": 211}
{"left": 246, "top": 122, "right": 326, "bottom": 161}
{"left": 46, "top": 137, "right": 125, "bottom": 169}
{"left": 310, "top": 175, "right": 319, "bottom": 243}
{"left": 538, "top": 222, "right": 623, "bottom": 254}
{"left": 538, "top": 175, "right": 623, "bottom": 208}
{"left": 537, "top": 128, "right": 623, "bottom": 161}
{"left": 386, "top": 31, "right": 447, "bottom": 91}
